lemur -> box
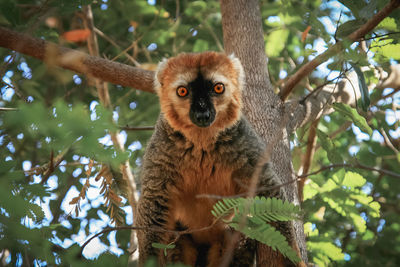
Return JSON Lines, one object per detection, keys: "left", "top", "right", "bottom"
{"left": 136, "top": 52, "right": 303, "bottom": 267}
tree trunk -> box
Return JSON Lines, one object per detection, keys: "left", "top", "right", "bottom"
{"left": 220, "top": 0, "right": 308, "bottom": 263}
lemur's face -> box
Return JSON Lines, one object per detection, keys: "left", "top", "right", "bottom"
{"left": 155, "top": 52, "right": 244, "bottom": 133}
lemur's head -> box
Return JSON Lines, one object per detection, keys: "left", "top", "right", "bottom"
{"left": 154, "top": 52, "right": 244, "bottom": 137}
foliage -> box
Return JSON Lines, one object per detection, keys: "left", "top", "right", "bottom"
{"left": 212, "top": 197, "right": 301, "bottom": 263}
{"left": 0, "top": 0, "right": 399, "bottom": 266}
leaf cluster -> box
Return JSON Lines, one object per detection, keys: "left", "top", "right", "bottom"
{"left": 212, "top": 197, "right": 301, "bottom": 264}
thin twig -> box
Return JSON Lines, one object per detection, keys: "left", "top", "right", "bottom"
{"left": 81, "top": 219, "right": 221, "bottom": 256}
{"left": 83, "top": 5, "right": 141, "bottom": 259}
{"left": 0, "top": 107, "right": 18, "bottom": 111}
{"left": 298, "top": 119, "right": 319, "bottom": 202}
{"left": 380, "top": 128, "right": 399, "bottom": 154}
{"left": 362, "top": 31, "right": 400, "bottom": 41}
{"left": 94, "top": 27, "right": 141, "bottom": 67}
{"left": 197, "top": 162, "right": 400, "bottom": 200}
{"left": 297, "top": 163, "right": 400, "bottom": 179}
{"left": 120, "top": 126, "right": 155, "bottom": 131}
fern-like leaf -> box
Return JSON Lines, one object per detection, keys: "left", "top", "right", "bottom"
{"left": 211, "top": 198, "right": 241, "bottom": 219}
{"left": 26, "top": 202, "right": 45, "bottom": 223}
{"left": 211, "top": 197, "right": 300, "bottom": 223}
{"left": 230, "top": 216, "right": 300, "bottom": 263}
{"left": 211, "top": 197, "right": 301, "bottom": 264}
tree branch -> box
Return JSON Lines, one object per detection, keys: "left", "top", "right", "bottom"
{"left": 297, "top": 163, "right": 400, "bottom": 180}
{"left": 0, "top": 26, "right": 155, "bottom": 93}
{"left": 298, "top": 119, "right": 319, "bottom": 202}
{"left": 120, "top": 126, "right": 155, "bottom": 131}
{"left": 81, "top": 6, "right": 140, "bottom": 261}
{"left": 287, "top": 62, "right": 400, "bottom": 133}
{"left": 279, "top": 0, "right": 400, "bottom": 101}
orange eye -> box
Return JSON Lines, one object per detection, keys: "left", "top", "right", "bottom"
{"left": 177, "top": 86, "right": 188, "bottom": 97}
{"left": 213, "top": 83, "right": 225, "bottom": 94}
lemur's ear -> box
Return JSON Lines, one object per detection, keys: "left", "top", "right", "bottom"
{"left": 153, "top": 58, "right": 168, "bottom": 94}
{"left": 228, "top": 54, "right": 245, "bottom": 91}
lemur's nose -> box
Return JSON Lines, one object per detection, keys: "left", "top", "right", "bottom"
{"left": 195, "top": 110, "right": 210, "bottom": 123}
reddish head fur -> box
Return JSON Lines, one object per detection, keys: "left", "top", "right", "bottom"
{"left": 154, "top": 52, "right": 244, "bottom": 148}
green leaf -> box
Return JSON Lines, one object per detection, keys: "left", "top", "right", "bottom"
{"left": 211, "top": 197, "right": 300, "bottom": 223}
{"left": 0, "top": 0, "right": 20, "bottom": 25}
{"left": 184, "top": 1, "right": 207, "bottom": 16}
{"left": 316, "top": 129, "right": 343, "bottom": 164}
{"left": 308, "top": 241, "right": 344, "bottom": 261}
{"left": 193, "top": 39, "right": 209, "bottom": 52}
{"left": 319, "top": 179, "right": 337, "bottom": 193}
{"left": 350, "top": 63, "right": 370, "bottom": 111}
{"left": 303, "top": 184, "right": 318, "bottom": 201}
{"left": 378, "top": 44, "right": 400, "bottom": 60}
{"left": 350, "top": 213, "right": 366, "bottom": 233}
{"left": 362, "top": 230, "right": 375, "bottom": 241}
{"left": 376, "top": 17, "right": 398, "bottom": 31}
{"left": 342, "top": 171, "right": 366, "bottom": 188}
{"left": 230, "top": 220, "right": 300, "bottom": 263}
{"left": 368, "top": 202, "right": 381, "bottom": 218}
{"left": 332, "top": 103, "right": 373, "bottom": 135}
{"left": 359, "top": 0, "right": 377, "bottom": 20}
{"left": 337, "top": 0, "right": 365, "bottom": 18}
{"left": 265, "top": 29, "right": 289, "bottom": 57}
{"left": 151, "top": 242, "right": 176, "bottom": 250}
{"left": 336, "top": 19, "right": 366, "bottom": 38}
{"left": 370, "top": 39, "right": 400, "bottom": 60}
{"left": 211, "top": 197, "right": 300, "bottom": 263}
{"left": 152, "top": 242, "right": 176, "bottom": 256}
{"left": 27, "top": 203, "right": 45, "bottom": 223}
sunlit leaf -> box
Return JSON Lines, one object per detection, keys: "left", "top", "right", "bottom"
{"left": 342, "top": 171, "right": 366, "bottom": 188}
{"left": 332, "top": 103, "right": 373, "bottom": 135}
{"left": 308, "top": 241, "right": 344, "bottom": 262}
{"left": 265, "top": 29, "right": 289, "bottom": 57}
{"left": 376, "top": 17, "right": 398, "bottom": 31}
{"left": 316, "top": 129, "right": 343, "bottom": 164}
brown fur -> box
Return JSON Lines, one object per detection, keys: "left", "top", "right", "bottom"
{"left": 136, "top": 52, "right": 304, "bottom": 266}
{"left": 156, "top": 52, "right": 242, "bottom": 149}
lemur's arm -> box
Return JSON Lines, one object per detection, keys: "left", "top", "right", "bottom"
{"left": 136, "top": 144, "right": 177, "bottom": 266}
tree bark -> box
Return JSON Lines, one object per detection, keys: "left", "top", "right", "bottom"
{"left": 220, "top": 0, "right": 308, "bottom": 264}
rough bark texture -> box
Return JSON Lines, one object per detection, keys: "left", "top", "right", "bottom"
{"left": 220, "top": 0, "right": 308, "bottom": 263}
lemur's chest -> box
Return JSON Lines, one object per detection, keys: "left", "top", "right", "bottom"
{"left": 167, "top": 148, "right": 237, "bottom": 243}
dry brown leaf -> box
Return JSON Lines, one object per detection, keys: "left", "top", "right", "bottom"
{"left": 62, "top": 29, "right": 91, "bottom": 43}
